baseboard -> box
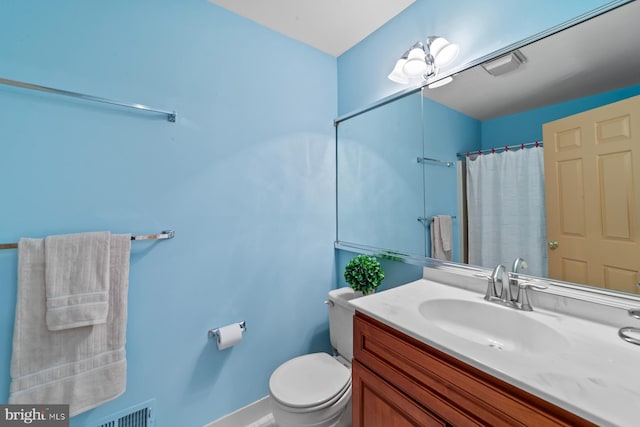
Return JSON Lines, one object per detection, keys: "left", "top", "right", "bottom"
{"left": 203, "top": 396, "right": 273, "bottom": 427}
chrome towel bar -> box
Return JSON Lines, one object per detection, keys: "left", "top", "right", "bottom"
{"left": 418, "top": 216, "right": 457, "bottom": 225}
{"left": 0, "top": 230, "right": 175, "bottom": 250}
{"left": 0, "top": 77, "right": 176, "bottom": 122}
{"left": 417, "top": 157, "right": 454, "bottom": 167}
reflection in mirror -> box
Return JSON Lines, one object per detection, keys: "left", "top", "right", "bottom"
{"left": 337, "top": 92, "right": 424, "bottom": 256}
{"left": 421, "top": 91, "right": 478, "bottom": 262}
{"left": 336, "top": 0, "right": 640, "bottom": 296}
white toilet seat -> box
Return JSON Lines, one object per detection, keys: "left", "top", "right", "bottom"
{"left": 269, "top": 352, "right": 351, "bottom": 411}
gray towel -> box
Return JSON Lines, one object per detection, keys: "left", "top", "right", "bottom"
{"left": 10, "top": 234, "right": 131, "bottom": 416}
{"left": 44, "top": 231, "right": 111, "bottom": 330}
{"left": 431, "top": 215, "right": 453, "bottom": 261}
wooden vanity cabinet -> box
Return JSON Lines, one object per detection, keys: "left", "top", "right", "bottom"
{"left": 352, "top": 312, "right": 596, "bottom": 427}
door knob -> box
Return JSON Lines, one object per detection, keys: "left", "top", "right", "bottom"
{"left": 548, "top": 241, "right": 559, "bottom": 250}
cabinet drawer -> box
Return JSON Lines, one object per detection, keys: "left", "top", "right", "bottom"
{"left": 354, "top": 312, "right": 595, "bottom": 427}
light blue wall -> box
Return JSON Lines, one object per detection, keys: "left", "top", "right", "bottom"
{"left": 481, "top": 85, "right": 640, "bottom": 148}
{"left": 0, "top": 1, "right": 336, "bottom": 426}
{"left": 338, "top": 0, "right": 619, "bottom": 115}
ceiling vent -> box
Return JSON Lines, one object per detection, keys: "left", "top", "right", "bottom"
{"left": 482, "top": 50, "right": 527, "bottom": 76}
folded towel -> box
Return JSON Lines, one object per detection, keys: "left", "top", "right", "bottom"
{"left": 44, "top": 231, "right": 111, "bottom": 330}
{"left": 431, "top": 215, "right": 453, "bottom": 261}
{"left": 10, "top": 234, "right": 131, "bottom": 416}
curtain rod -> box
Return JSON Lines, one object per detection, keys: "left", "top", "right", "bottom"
{"left": 0, "top": 230, "right": 175, "bottom": 250}
{"left": 0, "top": 77, "right": 176, "bottom": 123}
{"left": 457, "top": 141, "right": 543, "bottom": 159}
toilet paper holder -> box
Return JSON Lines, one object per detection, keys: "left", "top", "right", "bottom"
{"left": 208, "top": 321, "right": 246, "bottom": 339}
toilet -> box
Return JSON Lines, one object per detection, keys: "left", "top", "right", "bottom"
{"left": 269, "top": 287, "right": 357, "bottom": 427}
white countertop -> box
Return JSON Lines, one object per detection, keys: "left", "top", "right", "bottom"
{"left": 349, "top": 279, "right": 640, "bottom": 427}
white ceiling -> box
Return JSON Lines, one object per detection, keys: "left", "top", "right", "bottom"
{"left": 208, "top": 0, "right": 415, "bottom": 56}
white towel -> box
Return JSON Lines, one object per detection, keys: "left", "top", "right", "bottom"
{"left": 10, "top": 234, "right": 131, "bottom": 416}
{"left": 44, "top": 231, "right": 111, "bottom": 331}
{"left": 431, "top": 215, "right": 453, "bottom": 261}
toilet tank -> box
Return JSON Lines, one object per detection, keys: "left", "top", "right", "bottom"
{"left": 328, "top": 287, "right": 359, "bottom": 361}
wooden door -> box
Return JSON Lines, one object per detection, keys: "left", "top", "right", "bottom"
{"left": 543, "top": 95, "right": 640, "bottom": 293}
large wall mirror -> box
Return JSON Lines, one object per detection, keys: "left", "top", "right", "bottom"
{"left": 336, "top": 0, "right": 640, "bottom": 296}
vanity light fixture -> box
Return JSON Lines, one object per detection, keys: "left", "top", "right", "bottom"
{"left": 388, "top": 36, "right": 459, "bottom": 85}
{"left": 403, "top": 43, "right": 429, "bottom": 76}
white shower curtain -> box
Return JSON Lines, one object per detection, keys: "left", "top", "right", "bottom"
{"left": 466, "top": 147, "right": 547, "bottom": 277}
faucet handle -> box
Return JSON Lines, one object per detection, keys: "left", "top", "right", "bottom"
{"left": 516, "top": 282, "right": 547, "bottom": 311}
{"left": 519, "top": 282, "right": 547, "bottom": 291}
{"left": 474, "top": 273, "right": 498, "bottom": 301}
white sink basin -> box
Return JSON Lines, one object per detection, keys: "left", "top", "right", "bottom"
{"left": 418, "top": 298, "right": 570, "bottom": 353}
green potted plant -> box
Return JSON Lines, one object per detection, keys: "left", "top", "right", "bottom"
{"left": 344, "top": 254, "right": 385, "bottom": 296}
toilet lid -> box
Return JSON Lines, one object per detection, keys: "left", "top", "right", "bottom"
{"left": 269, "top": 353, "right": 351, "bottom": 409}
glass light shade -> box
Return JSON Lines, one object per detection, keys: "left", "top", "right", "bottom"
{"left": 429, "top": 37, "right": 459, "bottom": 67}
{"left": 402, "top": 47, "right": 428, "bottom": 76}
{"left": 388, "top": 58, "right": 409, "bottom": 83}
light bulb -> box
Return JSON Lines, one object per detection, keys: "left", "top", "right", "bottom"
{"left": 402, "top": 47, "right": 428, "bottom": 76}
{"left": 388, "top": 58, "right": 409, "bottom": 83}
{"left": 429, "top": 37, "right": 459, "bottom": 67}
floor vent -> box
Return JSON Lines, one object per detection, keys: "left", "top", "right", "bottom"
{"left": 94, "top": 399, "right": 155, "bottom": 427}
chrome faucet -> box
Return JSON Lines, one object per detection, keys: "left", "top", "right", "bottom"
{"left": 511, "top": 257, "right": 528, "bottom": 273}
{"left": 484, "top": 264, "right": 512, "bottom": 305}
{"left": 482, "top": 266, "right": 501, "bottom": 301}
{"left": 481, "top": 259, "right": 546, "bottom": 311}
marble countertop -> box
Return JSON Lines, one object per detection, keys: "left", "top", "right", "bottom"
{"left": 349, "top": 279, "right": 640, "bottom": 427}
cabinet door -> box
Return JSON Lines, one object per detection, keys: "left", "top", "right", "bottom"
{"left": 354, "top": 312, "right": 597, "bottom": 427}
{"left": 352, "top": 360, "right": 447, "bottom": 427}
